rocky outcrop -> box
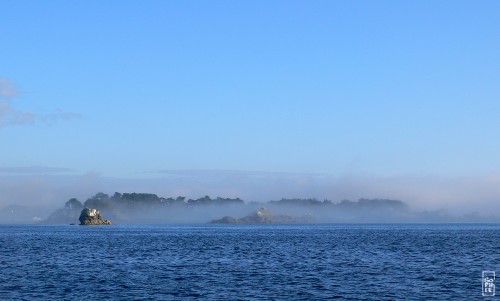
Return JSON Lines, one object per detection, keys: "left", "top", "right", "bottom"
{"left": 79, "top": 208, "right": 112, "bottom": 225}
{"left": 210, "top": 208, "right": 314, "bottom": 224}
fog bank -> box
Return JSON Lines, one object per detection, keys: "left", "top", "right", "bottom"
{"left": 1, "top": 170, "right": 500, "bottom": 221}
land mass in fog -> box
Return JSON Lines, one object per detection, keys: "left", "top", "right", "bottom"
{"left": 15, "top": 192, "right": 494, "bottom": 224}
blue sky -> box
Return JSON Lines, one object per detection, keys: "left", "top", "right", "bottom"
{"left": 1, "top": 0, "right": 499, "bottom": 179}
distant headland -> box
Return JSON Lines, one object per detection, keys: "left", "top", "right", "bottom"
{"left": 43, "top": 192, "right": 417, "bottom": 224}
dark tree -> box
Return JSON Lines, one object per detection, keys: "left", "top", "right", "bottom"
{"left": 64, "top": 198, "right": 83, "bottom": 210}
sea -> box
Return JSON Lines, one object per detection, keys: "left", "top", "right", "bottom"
{"left": 0, "top": 224, "right": 499, "bottom": 300}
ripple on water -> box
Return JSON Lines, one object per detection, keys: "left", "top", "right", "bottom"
{"left": 0, "top": 224, "right": 499, "bottom": 300}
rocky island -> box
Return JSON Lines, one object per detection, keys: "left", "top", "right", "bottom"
{"left": 210, "top": 208, "right": 314, "bottom": 224}
{"left": 79, "top": 208, "right": 112, "bottom": 225}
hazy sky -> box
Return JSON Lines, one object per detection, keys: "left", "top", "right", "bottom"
{"left": 1, "top": 1, "right": 499, "bottom": 210}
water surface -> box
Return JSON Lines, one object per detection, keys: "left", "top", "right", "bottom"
{"left": 1, "top": 224, "right": 498, "bottom": 300}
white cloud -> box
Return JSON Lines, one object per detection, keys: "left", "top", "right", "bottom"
{"left": 0, "top": 77, "right": 79, "bottom": 128}
{"left": 0, "top": 77, "right": 17, "bottom": 97}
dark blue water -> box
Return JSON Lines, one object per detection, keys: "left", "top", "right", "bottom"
{"left": 1, "top": 224, "right": 499, "bottom": 300}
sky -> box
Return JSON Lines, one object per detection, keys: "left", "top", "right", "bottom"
{"left": 1, "top": 1, "right": 499, "bottom": 212}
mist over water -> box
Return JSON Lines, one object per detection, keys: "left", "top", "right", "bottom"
{"left": 1, "top": 170, "right": 499, "bottom": 224}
